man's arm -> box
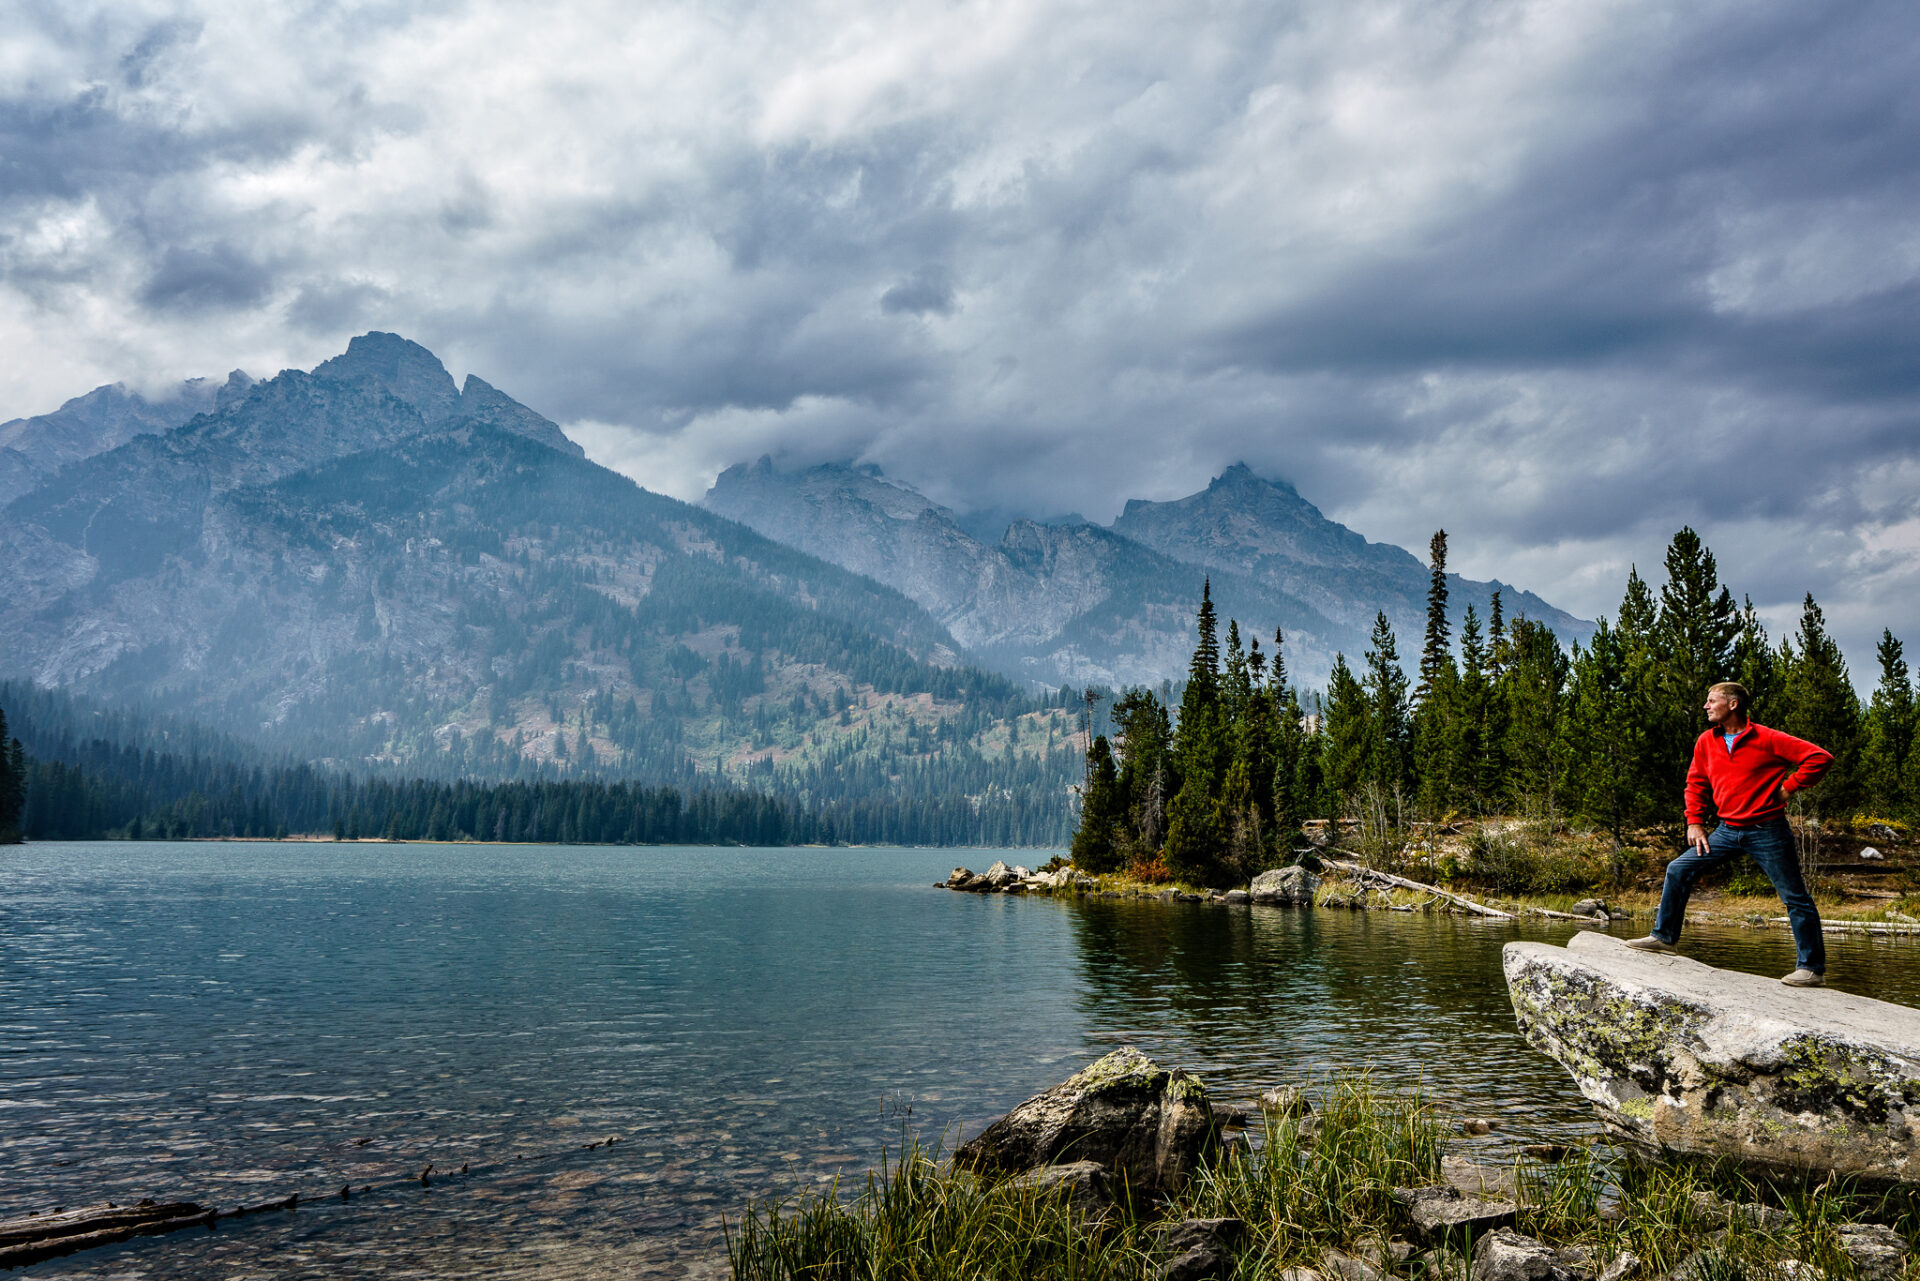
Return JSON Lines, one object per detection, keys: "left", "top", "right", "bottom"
{"left": 1684, "top": 735, "right": 1713, "bottom": 854}
{"left": 1773, "top": 729, "right": 1834, "bottom": 796}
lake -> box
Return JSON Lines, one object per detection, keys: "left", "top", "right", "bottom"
{"left": 4, "top": 842, "right": 1917, "bottom": 1278}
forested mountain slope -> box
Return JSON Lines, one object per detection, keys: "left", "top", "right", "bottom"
{"left": 0, "top": 335, "right": 1083, "bottom": 820}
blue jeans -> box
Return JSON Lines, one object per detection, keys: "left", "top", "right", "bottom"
{"left": 1651, "top": 817, "right": 1825, "bottom": 973}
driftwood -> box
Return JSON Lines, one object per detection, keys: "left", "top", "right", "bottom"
{"left": 0, "top": 1194, "right": 303, "bottom": 1270}
{"left": 1319, "top": 853, "right": 1516, "bottom": 919}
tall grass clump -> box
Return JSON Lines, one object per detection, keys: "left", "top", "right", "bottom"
{"left": 1178, "top": 1075, "right": 1444, "bottom": 1267}
{"left": 725, "top": 1133, "right": 1152, "bottom": 1281}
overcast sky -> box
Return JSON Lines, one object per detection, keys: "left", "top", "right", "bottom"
{"left": 4, "top": 0, "right": 1918, "bottom": 673}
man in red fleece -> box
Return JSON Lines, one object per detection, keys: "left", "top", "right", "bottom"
{"left": 1626, "top": 681, "right": 1832, "bottom": 986}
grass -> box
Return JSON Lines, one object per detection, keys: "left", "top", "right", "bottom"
{"left": 726, "top": 1076, "right": 1920, "bottom": 1281}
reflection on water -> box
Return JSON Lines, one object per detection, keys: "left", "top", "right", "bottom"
{"left": 1, "top": 842, "right": 1914, "bottom": 1279}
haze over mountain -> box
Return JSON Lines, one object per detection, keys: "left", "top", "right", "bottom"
{"left": 704, "top": 458, "right": 1590, "bottom": 692}
{"left": 0, "top": 334, "right": 1076, "bottom": 810}
{"left": 0, "top": 372, "right": 256, "bottom": 508}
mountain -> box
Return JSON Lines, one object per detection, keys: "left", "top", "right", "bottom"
{"left": 1110, "top": 463, "right": 1589, "bottom": 642}
{"left": 0, "top": 371, "right": 256, "bottom": 507}
{"left": 0, "top": 336, "right": 1079, "bottom": 807}
{"left": 705, "top": 459, "right": 1591, "bottom": 693}
{"left": 703, "top": 458, "right": 1351, "bottom": 689}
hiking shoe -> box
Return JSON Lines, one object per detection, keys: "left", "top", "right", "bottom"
{"left": 1781, "top": 969, "right": 1824, "bottom": 987}
{"left": 1623, "top": 935, "right": 1676, "bottom": 953}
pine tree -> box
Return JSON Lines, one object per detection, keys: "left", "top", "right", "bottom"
{"left": 1417, "top": 531, "right": 1451, "bottom": 704}
{"left": 1560, "top": 619, "right": 1652, "bottom": 848}
{"left": 1732, "top": 597, "right": 1779, "bottom": 725}
{"left": 1860, "top": 630, "right": 1913, "bottom": 819}
{"left": 1500, "top": 617, "right": 1570, "bottom": 813}
{"left": 1413, "top": 531, "right": 1459, "bottom": 815}
{"left": 1452, "top": 606, "right": 1490, "bottom": 812}
{"left": 1166, "top": 582, "right": 1230, "bottom": 883}
{"left": 1111, "top": 687, "right": 1172, "bottom": 854}
{"left": 1652, "top": 528, "right": 1740, "bottom": 783}
{"left": 1360, "top": 612, "right": 1411, "bottom": 797}
{"left": 1774, "top": 594, "right": 1863, "bottom": 814}
{"left": 1071, "top": 735, "right": 1125, "bottom": 872}
{"left": 1318, "top": 654, "right": 1368, "bottom": 815}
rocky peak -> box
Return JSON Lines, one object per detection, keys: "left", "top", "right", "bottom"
{"left": 312, "top": 331, "right": 461, "bottom": 424}
{"left": 454, "top": 375, "right": 585, "bottom": 458}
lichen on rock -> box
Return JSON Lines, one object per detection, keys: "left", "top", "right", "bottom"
{"left": 1503, "top": 932, "right": 1920, "bottom": 1185}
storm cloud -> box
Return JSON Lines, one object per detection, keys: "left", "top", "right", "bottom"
{"left": 3, "top": 0, "right": 1917, "bottom": 670}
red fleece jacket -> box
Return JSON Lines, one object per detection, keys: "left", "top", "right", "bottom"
{"left": 1684, "top": 722, "right": 1832, "bottom": 826}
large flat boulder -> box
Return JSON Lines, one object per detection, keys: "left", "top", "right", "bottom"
{"left": 1504, "top": 932, "right": 1920, "bottom": 1184}
{"left": 954, "top": 1047, "right": 1217, "bottom": 1196}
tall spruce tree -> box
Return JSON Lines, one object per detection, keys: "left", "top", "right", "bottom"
{"left": 1319, "top": 653, "right": 1368, "bottom": 815}
{"left": 1861, "top": 630, "right": 1913, "bottom": 819}
{"left": 1481, "top": 592, "right": 1512, "bottom": 800}
{"left": 1453, "top": 605, "right": 1491, "bottom": 812}
{"left": 1111, "top": 687, "right": 1172, "bottom": 854}
{"left": 1500, "top": 617, "right": 1570, "bottom": 812}
{"left": 1360, "top": 612, "right": 1411, "bottom": 797}
{"left": 1732, "top": 596, "right": 1779, "bottom": 724}
{"left": 1266, "top": 627, "right": 1308, "bottom": 839}
{"left": 1560, "top": 619, "right": 1652, "bottom": 847}
{"left": 1652, "top": 528, "right": 1740, "bottom": 786}
{"left": 1413, "top": 531, "right": 1460, "bottom": 815}
{"left": 1416, "top": 532, "right": 1451, "bottom": 704}
{"left": 1166, "top": 581, "right": 1230, "bottom": 883}
{"left": 1775, "top": 594, "right": 1863, "bottom": 814}
{"left": 1071, "top": 735, "right": 1124, "bottom": 872}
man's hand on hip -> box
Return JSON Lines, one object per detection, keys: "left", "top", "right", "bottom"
{"left": 1687, "top": 824, "right": 1710, "bottom": 854}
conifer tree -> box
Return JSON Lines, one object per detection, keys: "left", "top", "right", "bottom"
{"left": 1731, "top": 597, "right": 1779, "bottom": 724}
{"left": 1452, "top": 606, "right": 1490, "bottom": 812}
{"left": 1861, "top": 630, "right": 1913, "bottom": 818}
{"left": 1318, "top": 653, "right": 1368, "bottom": 815}
{"left": 1111, "top": 687, "right": 1172, "bottom": 854}
{"left": 1774, "top": 594, "right": 1863, "bottom": 814}
{"left": 1071, "top": 735, "right": 1124, "bottom": 872}
{"left": 1413, "top": 531, "right": 1460, "bottom": 814}
{"left": 1652, "top": 528, "right": 1740, "bottom": 781}
{"left": 1166, "top": 582, "right": 1229, "bottom": 882}
{"left": 1267, "top": 627, "right": 1310, "bottom": 833}
{"left": 1501, "top": 617, "right": 1570, "bottom": 812}
{"left": 1560, "top": 619, "right": 1651, "bottom": 847}
{"left": 1360, "top": 612, "right": 1411, "bottom": 797}
{"left": 1481, "top": 593, "right": 1512, "bottom": 800}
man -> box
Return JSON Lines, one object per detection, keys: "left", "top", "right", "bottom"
{"left": 1626, "top": 681, "right": 1832, "bottom": 986}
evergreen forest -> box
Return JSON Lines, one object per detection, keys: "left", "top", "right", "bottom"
{"left": 0, "top": 680, "right": 1076, "bottom": 847}
{"left": 1071, "top": 528, "right": 1916, "bottom": 887}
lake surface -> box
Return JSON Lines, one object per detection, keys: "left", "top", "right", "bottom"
{"left": 4, "top": 842, "right": 1918, "bottom": 1278}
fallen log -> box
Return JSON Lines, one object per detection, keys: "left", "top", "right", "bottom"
{"left": 1320, "top": 853, "right": 1515, "bottom": 919}
{"left": 0, "top": 1202, "right": 215, "bottom": 1270}
{"left": 0, "top": 1200, "right": 206, "bottom": 1248}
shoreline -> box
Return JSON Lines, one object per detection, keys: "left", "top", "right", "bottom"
{"left": 944, "top": 856, "right": 1920, "bottom": 940}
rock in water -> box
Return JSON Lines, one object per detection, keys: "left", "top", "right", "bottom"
{"left": 1250, "top": 865, "right": 1319, "bottom": 905}
{"left": 954, "top": 1047, "right": 1216, "bottom": 1196}
{"left": 1503, "top": 931, "right": 1920, "bottom": 1184}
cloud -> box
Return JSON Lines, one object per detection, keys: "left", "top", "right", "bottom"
{"left": 1, "top": 0, "right": 1918, "bottom": 671}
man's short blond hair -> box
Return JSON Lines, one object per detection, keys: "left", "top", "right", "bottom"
{"left": 1710, "top": 680, "right": 1750, "bottom": 713}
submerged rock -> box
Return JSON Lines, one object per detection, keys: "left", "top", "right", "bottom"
{"left": 1504, "top": 932, "right": 1920, "bottom": 1184}
{"left": 954, "top": 1047, "right": 1217, "bottom": 1197}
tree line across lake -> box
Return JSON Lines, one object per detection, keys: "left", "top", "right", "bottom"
{"left": 1071, "top": 527, "right": 1912, "bottom": 888}
{"left": 0, "top": 686, "right": 1070, "bottom": 847}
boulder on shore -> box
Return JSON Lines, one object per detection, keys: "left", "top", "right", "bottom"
{"left": 1250, "top": 865, "right": 1319, "bottom": 905}
{"left": 1504, "top": 931, "right": 1920, "bottom": 1184}
{"left": 954, "top": 1047, "right": 1217, "bottom": 1197}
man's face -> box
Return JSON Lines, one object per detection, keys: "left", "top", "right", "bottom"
{"left": 1704, "top": 688, "right": 1738, "bottom": 726}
